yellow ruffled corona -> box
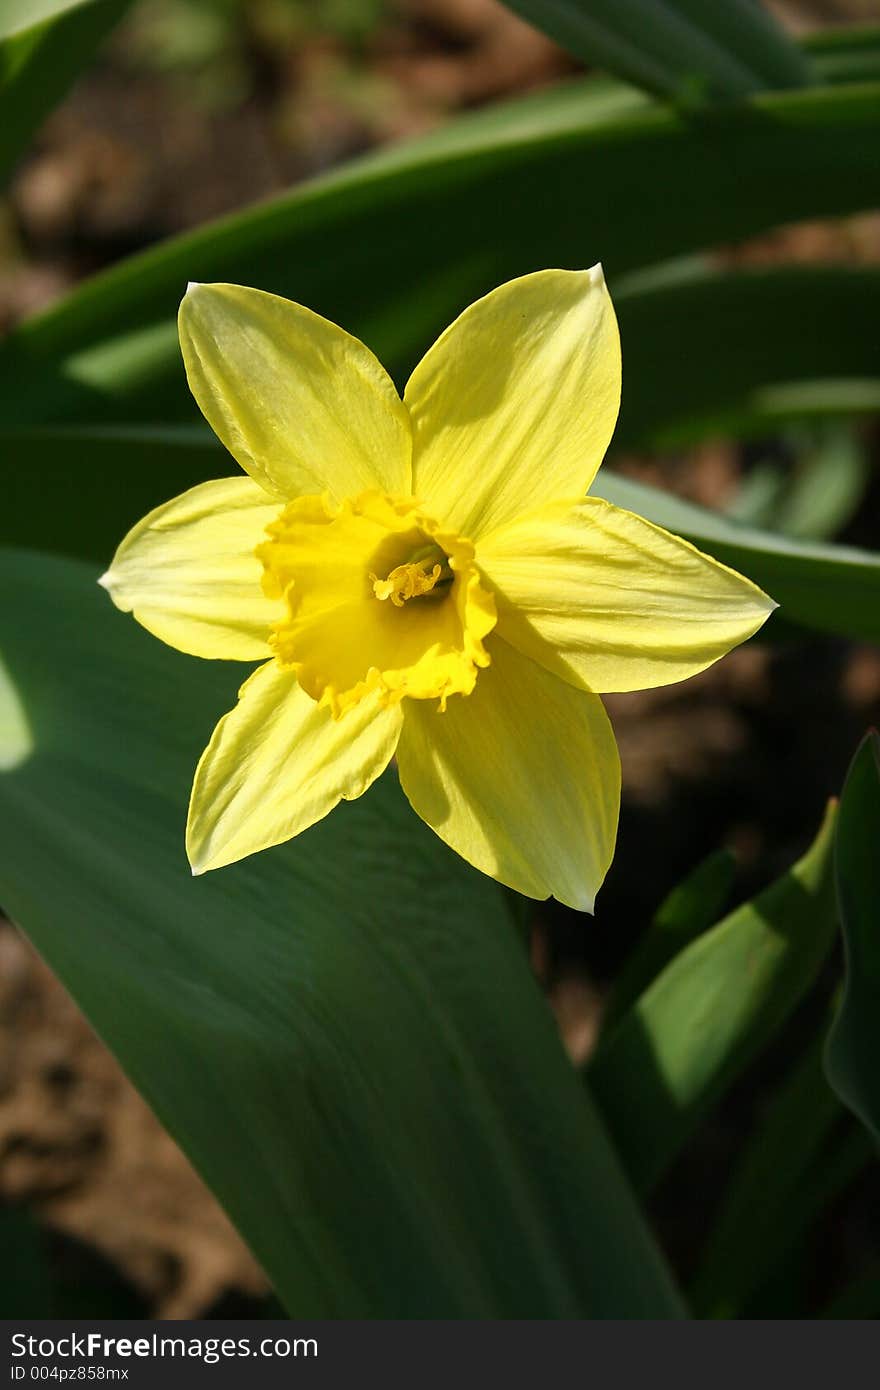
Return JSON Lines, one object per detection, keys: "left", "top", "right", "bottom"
{"left": 101, "top": 269, "right": 776, "bottom": 910}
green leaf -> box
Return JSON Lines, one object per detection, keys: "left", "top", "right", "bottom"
{"left": 604, "top": 848, "right": 736, "bottom": 1031}
{"left": 0, "top": 547, "right": 683, "bottom": 1319}
{"left": 825, "top": 731, "right": 880, "bottom": 1146}
{"left": 725, "top": 429, "right": 870, "bottom": 543}
{"left": 725, "top": 459, "right": 788, "bottom": 530}
{"left": 593, "top": 473, "right": 880, "bottom": 646}
{"left": 1, "top": 76, "right": 879, "bottom": 425}
{"left": 690, "top": 1028, "right": 869, "bottom": 1318}
{"left": 662, "top": 380, "right": 880, "bottom": 446}
{"left": 773, "top": 431, "right": 870, "bottom": 542}
{"left": 588, "top": 804, "right": 838, "bottom": 1194}
{"left": 731, "top": 1123, "right": 872, "bottom": 1317}
{"left": 499, "top": 0, "right": 809, "bottom": 103}
{"left": 0, "top": 0, "right": 131, "bottom": 186}
{"left": 0, "top": 424, "right": 221, "bottom": 563}
{"left": 806, "top": 25, "right": 880, "bottom": 86}
{"left": 614, "top": 267, "right": 880, "bottom": 450}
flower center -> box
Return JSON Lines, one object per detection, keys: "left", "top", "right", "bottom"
{"left": 257, "top": 490, "right": 496, "bottom": 716}
{"left": 370, "top": 545, "right": 453, "bottom": 607}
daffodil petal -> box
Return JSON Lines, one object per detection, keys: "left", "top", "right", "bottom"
{"left": 479, "top": 497, "right": 777, "bottom": 694}
{"left": 100, "top": 477, "right": 283, "bottom": 660}
{"left": 396, "top": 638, "right": 620, "bottom": 911}
{"left": 187, "top": 662, "right": 402, "bottom": 873}
{"left": 404, "top": 267, "right": 620, "bottom": 540}
{"left": 179, "top": 282, "right": 412, "bottom": 500}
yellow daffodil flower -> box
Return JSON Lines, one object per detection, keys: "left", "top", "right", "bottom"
{"left": 101, "top": 268, "right": 775, "bottom": 910}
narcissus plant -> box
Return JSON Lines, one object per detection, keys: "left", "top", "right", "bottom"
{"left": 101, "top": 268, "right": 774, "bottom": 910}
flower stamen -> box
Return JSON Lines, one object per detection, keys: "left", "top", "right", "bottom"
{"left": 370, "top": 545, "right": 453, "bottom": 607}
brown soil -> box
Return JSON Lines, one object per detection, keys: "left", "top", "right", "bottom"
{"left": 0, "top": 929, "right": 266, "bottom": 1317}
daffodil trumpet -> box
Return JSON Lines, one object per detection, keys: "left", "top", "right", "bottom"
{"left": 101, "top": 268, "right": 775, "bottom": 910}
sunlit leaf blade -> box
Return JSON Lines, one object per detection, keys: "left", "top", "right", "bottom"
{"left": 604, "top": 849, "right": 736, "bottom": 1032}
{"left": 0, "top": 548, "right": 683, "bottom": 1319}
{"left": 594, "top": 474, "right": 880, "bottom": 645}
{"left": 0, "top": 0, "right": 130, "bottom": 186}
{"left": 825, "top": 731, "right": 880, "bottom": 1145}
{"left": 588, "top": 804, "right": 838, "bottom": 1194}
{"left": 1, "top": 76, "right": 879, "bottom": 425}
{"left": 500, "top": 0, "right": 809, "bottom": 103}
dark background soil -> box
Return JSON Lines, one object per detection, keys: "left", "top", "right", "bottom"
{"left": 1, "top": 0, "right": 878, "bottom": 1317}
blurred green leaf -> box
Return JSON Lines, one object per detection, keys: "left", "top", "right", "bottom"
{"left": 660, "top": 379, "right": 880, "bottom": 445}
{"left": 614, "top": 268, "right": 880, "bottom": 450}
{"left": 594, "top": 473, "right": 880, "bottom": 645}
{"left": 499, "top": 0, "right": 809, "bottom": 103}
{"left": 725, "top": 460, "right": 788, "bottom": 530}
{"left": 806, "top": 25, "right": 880, "bottom": 86}
{"left": 0, "top": 0, "right": 131, "bottom": 185}
{"left": 0, "top": 547, "right": 683, "bottom": 1319}
{"left": 777, "top": 431, "right": 870, "bottom": 542}
{"left": 825, "top": 731, "right": 880, "bottom": 1146}
{"left": 726, "top": 429, "right": 870, "bottom": 543}
{"left": 588, "top": 804, "right": 838, "bottom": 1194}
{"left": 1, "top": 76, "right": 879, "bottom": 424}
{"left": 605, "top": 849, "right": 736, "bottom": 1031}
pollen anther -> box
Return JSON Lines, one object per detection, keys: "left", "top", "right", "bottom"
{"left": 371, "top": 559, "right": 443, "bottom": 606}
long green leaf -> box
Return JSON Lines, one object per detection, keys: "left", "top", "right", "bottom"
{"left": 0, "top": 547, "right": 683, "bottom": 1318}
{"left": 825, "top": 731, "right": 880, "bottom": 1146}
{"left": 588, "top": 804, "right": 838, "bottom": 1194}
{"left": 0, "top": 0, "right": 131, "bottom": 186}
{"left": 614, "top": 267, "right": 880, "bottom": 449}
{"left": 747, "top": 1125, "right": 873, "bottom": 1315}
{"left": 1, "top": 77, "right": 879, "bottom": 425}
{"left": 690, "top": 1029, "right": 857, "bottom": 1318}
{"left": 499, "top": 0, "right": 809, "bottom": 103}
{"left": 593, "top": 474, "right": 880, "bottom": 645}
{"left": 604, "top": 849, "right": 736, "bottom": 1031}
